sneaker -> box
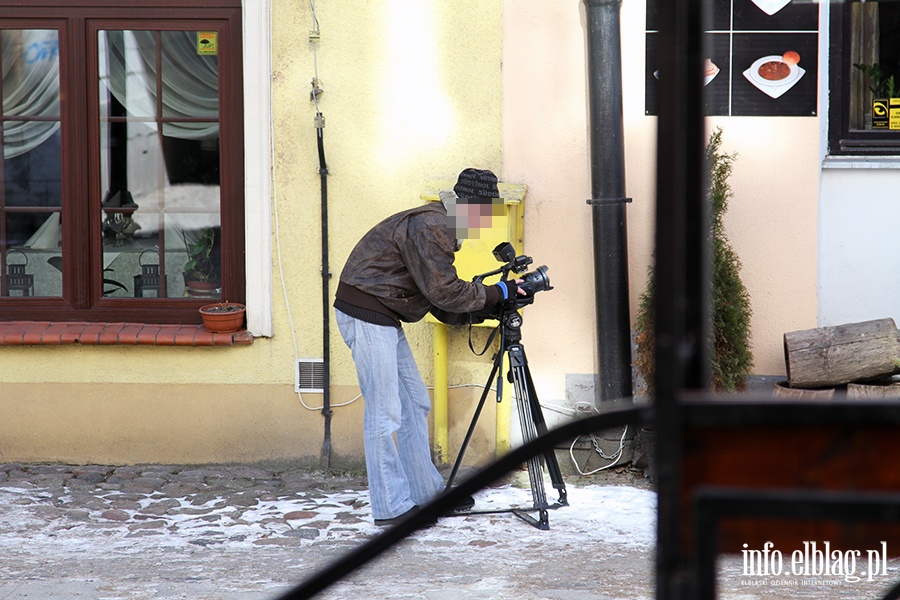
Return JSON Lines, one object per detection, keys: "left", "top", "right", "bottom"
{"left": 373, "top": 505, "right": 419, "bottom": 526}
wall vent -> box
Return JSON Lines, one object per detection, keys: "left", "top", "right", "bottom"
{"left": 295, "top": 358, "right": 325, "bottom": 393}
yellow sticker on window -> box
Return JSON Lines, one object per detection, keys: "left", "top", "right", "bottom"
{"left": 873, "top": 100, "right": 888, "bottom": 129}
{"left": 890, "top": 98, "right": 900, "bottom": 131}
{"left": 198, "top": 32, "right": 218, "bottom": 55}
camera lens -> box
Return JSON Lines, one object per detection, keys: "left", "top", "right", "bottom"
{"left": 519, "top": 265, "right": 551, "bottom": 295}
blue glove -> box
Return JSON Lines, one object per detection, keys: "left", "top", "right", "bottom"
{"left": 495, "top": 280, "right": 519, "bottom": 301}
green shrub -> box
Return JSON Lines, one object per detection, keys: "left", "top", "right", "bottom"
{"left": 634, "top": 127, "right": 753, "bottom": 393}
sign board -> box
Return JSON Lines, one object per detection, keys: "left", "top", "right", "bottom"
{"left": 873, "top": 99, "right": 889, "bottom": 129}
{"left": 645, "top": 0, "right": 818, "bottom": 117}
{"left": 197, "top": 32, "right": 218, "bottom": 55}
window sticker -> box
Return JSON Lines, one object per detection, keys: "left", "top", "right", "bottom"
{"left": 197, "top": 32, "right": 218, "bottom": 55}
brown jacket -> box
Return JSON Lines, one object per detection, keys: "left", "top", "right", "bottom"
{"left": 336, "top": 203, "right": 499, "bottom": 324}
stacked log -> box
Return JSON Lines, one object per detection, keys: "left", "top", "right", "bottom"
{"left": 773, "top": 382, "right": 835, "bottom": 399}
{"left": 781, "top": 318, "right": 900, "bottom": 397}
{"left": 847, "top": 381, "right": 900, "bottom": 399}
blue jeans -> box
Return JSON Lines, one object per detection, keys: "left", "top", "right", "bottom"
{"left": 335, "top": 309, "right": 445, "bottom": 520}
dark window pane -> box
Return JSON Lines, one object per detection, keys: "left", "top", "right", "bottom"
{"left": 2, "top": 29, "right": 62, "bottom": 299}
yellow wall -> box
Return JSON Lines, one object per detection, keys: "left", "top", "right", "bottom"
{"left": 0, "top": 0, "right": 504, "bottom": 466}
{"left": 1, "top": 382, "right": 362, "bottom": 467}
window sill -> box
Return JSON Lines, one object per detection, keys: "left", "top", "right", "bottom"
{"left": 0, "top": 322, "right": 253, "bottom": 347}
{"left": 823, "top": 156, "right": 900, "bottom": 169}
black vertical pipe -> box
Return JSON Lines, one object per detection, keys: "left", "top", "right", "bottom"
{"left": 582, "top": 0, "right": 633, "bottom": 405}
{"left": 653, "top": 0, "right": 710, "bottom": 597}
{"left": 316, "top": 112, "right": 332, "bottom": 470}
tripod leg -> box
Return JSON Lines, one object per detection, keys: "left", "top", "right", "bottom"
{"left": 508, "top": 345, "right": 569, "bottom": 506}
{"left": 510, "top": 363, "right": 550, "bottom": 529}
{"left": 508, "top": 343, "right": 559, "bottom": 529}
{"left": 523, "top": 362, "right": 568, "bottom": 506}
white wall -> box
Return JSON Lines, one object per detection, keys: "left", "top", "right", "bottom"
{"left": 819, "top": 164, "right": 900, "bottom": 328}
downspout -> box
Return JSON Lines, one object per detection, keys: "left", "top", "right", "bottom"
{"left": 316, "top": 111, "right": 332, "bottom": 470}
{"left": 582, "top": 0, "right": 633, "bottom": 405}
{"left": 309, "top": 3, "right": 332, "bottom": 471}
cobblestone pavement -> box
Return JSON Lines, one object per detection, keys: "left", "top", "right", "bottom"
{"left": 2, "top": 463, "right": 898, "bottom": 600}
{"left": 0, "top": 463, "right": 657, "bottom": 600}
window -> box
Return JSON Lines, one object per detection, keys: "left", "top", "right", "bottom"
{"left": 0, "top": 2, "right": 244, "bottom": 323}
{"left": 830, "top": 1, "right": 900, "bottom": 154}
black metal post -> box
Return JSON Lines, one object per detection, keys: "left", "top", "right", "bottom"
{"left": 653, "top": 0, "right": 710, "bottom": 597}
{"left": 582, "top": 0, "right": 633, "bottom": 406}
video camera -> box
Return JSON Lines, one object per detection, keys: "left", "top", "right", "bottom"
{"left": 473, "top": 242, "right": 552, "bottom": 312}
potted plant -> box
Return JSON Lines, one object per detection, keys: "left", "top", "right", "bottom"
{"left": 634, "top": 127, "right": 753, "bottom": 394}
{"left": 853, "top": 62, "right": 898, "bottom": 129}
{"left": 181, "top": 227, "right": 221, "bottom": 297}
{"left": 199, "top": 301, "right": 246, "bottom": 333}
{"left": 853, "top": 62, "right": 898, "bottom": 99}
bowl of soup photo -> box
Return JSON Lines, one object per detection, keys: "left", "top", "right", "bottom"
{"left": 758, "top": 59, "right": 790, "bottom": 82}
{"left": 749, "top": 52, "right": 801, "bottom": 87}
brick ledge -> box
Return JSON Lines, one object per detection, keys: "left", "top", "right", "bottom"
{"left": 0, "top": 321, "right": 253, "bottom": 347}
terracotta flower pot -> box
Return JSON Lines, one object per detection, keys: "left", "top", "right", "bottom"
{"left": 184, "top": 279, "right": 222, "bottom": 298}
{"left": 199, "top": 302, "right": 246, "bottom": 333}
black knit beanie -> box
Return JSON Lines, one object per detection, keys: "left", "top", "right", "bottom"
{"left": 453, "top": 168, "right": 499, "bottom": 201}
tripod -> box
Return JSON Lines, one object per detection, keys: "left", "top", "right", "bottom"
{"left": 446, "top": 306, "right": 568, "bottom": 530}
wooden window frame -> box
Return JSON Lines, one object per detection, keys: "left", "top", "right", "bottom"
{"left": 0, "top": 2, "right": 244, "bottom": 324}
{"left": 828, "top": 1, "right": 900, "bottom": 155}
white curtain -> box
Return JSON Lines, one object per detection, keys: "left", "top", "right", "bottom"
{"left": 2, "top": 28, "right": 218, "bottom": 160}
{"left": 99, "top": 30, "right": 219, "bottom": 140}
{"left": 1, "top": 29, "right": 60, "bottom": 159}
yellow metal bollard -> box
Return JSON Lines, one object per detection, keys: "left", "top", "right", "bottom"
{"left": 422, "top": 180, "right": 526, "bottom": 462}
{"left": 432, "top": 322, "right": 449, "bottom": 464}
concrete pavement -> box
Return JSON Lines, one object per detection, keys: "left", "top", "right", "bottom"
{"left": 0, "top": 462, "right": 657, "bottom": 600}
{"left": 2, "top": 461, "right": 895, "bottom": 599}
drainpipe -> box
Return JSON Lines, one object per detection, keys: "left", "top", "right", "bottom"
{"left": 582, "top": 0, "right": 633, "bottom": 405}
{"left": 316, "top": 111, "right": 332, "bottom": 470}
